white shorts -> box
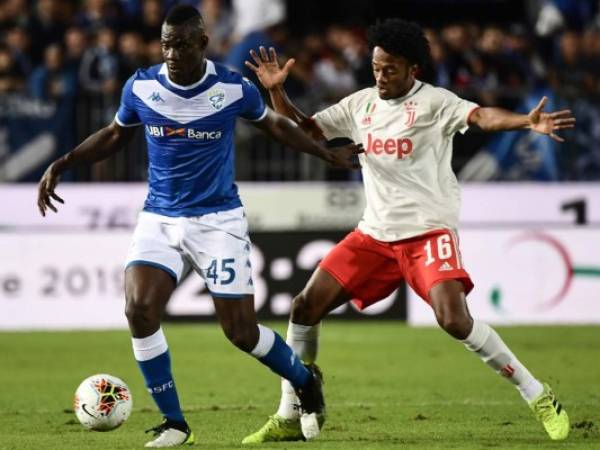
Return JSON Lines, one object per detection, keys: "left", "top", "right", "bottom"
{"left": 125, "top": 207, "right": 254, "bottom": 298}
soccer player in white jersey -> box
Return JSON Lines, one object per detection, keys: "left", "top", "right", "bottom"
{"left": 36, "top": 5, "right": 361, "bottom": 448}
{"left": 242, "top": 19, "right": 575, "bottom": 443}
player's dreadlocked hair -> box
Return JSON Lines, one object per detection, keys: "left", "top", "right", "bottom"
{"left": 367, "top": 18, "right": 431, "bottom": 68}
{"left": 164, "top": 5, "right": 205, "bottom": 29}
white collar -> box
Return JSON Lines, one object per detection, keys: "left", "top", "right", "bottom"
{"left": 159, "top": 60, "right": 217, "bottom": 90}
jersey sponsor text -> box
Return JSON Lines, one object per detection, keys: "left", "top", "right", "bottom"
{"left": 365, "top": 132, "right": 413, "bottom": 159}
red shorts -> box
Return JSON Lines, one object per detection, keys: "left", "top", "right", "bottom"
{"left": 319, "top": 228, "right": 474, "bottom": 309}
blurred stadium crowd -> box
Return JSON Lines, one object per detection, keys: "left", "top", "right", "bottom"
{"left": 0, "top": 0, "right": 599, "bottom": 182}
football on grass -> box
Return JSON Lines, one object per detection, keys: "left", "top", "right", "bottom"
{"left": 73, "top": 374, "right": 132, "bottom": 431}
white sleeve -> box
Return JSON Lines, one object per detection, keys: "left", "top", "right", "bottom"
{"left": 433, "top": 88, "right": 480, "bottom": 136}
{"left": 312, "top": 96, "right": 354, "bottom": 140}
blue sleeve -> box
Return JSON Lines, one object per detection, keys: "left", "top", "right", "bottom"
{"left": 239, "top": 77, "right": 267, "bottom": 121}
{"left": 115, "top": 72, "right": 142, "bottom": 127}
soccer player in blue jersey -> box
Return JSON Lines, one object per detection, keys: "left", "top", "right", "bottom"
{"left": 37, "top": 5, "right": 361, "bottom": 448}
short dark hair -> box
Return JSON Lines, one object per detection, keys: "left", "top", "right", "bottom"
{"left": 367, "top": 18, "right": 431, "bottom": 68}
{"left": 164, "top": 5, "right": 204, "bottom": 28}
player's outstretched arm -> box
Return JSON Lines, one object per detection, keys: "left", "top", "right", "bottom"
{"left": 253, "top": 108, "right": 362, "bottom": 169}
{"left": 469, "top": 97, "right": 576, "bottom": 142}
{"left": 37, "top": 121, "right": 137, "bottom": 216}
{"left": 245, "top": 46, "right": 325, "bottom": 140}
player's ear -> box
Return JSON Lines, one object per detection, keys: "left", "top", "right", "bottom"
{"left": 409, "top": 64, "right": 419, "bottom": 76}
{"left": 199, "top": 34, "right": 209, "bottom": 51}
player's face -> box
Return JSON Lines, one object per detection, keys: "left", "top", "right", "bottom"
{"left": 372, "top": 46, "right": 417, "bottom": 100}
{"left": 161, "top": 23, "right": 209, "bottom": 85}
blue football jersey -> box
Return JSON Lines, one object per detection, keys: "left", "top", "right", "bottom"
{"left": 115, "top": 60, "right": 267, "bottom": 217}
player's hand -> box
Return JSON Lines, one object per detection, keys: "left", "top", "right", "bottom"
{"left": 37, "top": 163, "right": 64, "bottom": 216}
{"left": 245, "top": 46, "right": 294, "bottom": 90}
{"left": 324, "top": 143, "right": 364, "bottom": 170}
{"left": 528, "top": 96, "right": 576, "bottom": 143}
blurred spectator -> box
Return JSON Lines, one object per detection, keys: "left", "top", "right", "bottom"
{"left": 64, "top": 27, "right": 89, "bottom": 72}
{"left": 441, "top": 23, "right": 483, "bottom": 91}
{"left": 549, "top": 30, "right": 586, "bottom": 95}
{"left": 118, "top": 31, "right": 146, "bottom": 80}
{"left": 27, "top": 0, "right": 72, "bottom": 62}
{"left": 28, "top": 43, "right": 77, "bottom": 100}
{"left": 581, "top": 27, "right": 600, "bottom": 93}
{"left": 131, "top": 0, "right": 164, "bottom": 42}
{"left": 476, "top": 26, "right": 528, "bottom": 106}
{"left": 146, "top": 39, "right": 163, "bottom": 65}
{"left": 76, "top": 0, "right": 122, "bottom": 34}
{"left": 504, "top": 24, "right": 545, "bottom": 85}
{"left": 199, "top": 0, "right": 234, "bottom": 61}
{"left": 79, "top": 27, "right": 120, "bottom": 95}
{"left": 225, "top": 23, "right": 287, "bottom": 80}
{"left": 5, "top": 25, "right": 32, "bottom": 76}
{"left": 423, "top": 29, "right": 450, "bottom": 87}
{"left": 0, "top": 43, "right": 25, "bottom": 93}
{"left": 325, "top": 25, "right": 371, "bottom": 87}
{"left": 0, "top": 0, "right": 29, "bottom": 32}
{"left": 312, "top": 47, "right": 357, "bottom": 103}
{"left": 231, "top": 0, "right": 285, "bottom": 41}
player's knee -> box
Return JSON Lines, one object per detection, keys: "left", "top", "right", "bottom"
{"left": 290, "top": 292, "right": 320, "bottom": 325}
{"left": 434, "top": 309, "right": 472, "bottom": 339}
{"left": 222, "top": 322, "right": 259, "bottom": 352}
{"left": 124, "top": 295, "right": 160, "bottom": 330}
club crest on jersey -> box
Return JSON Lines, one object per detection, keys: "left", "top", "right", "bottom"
{"left": 208, "top": 88, "right": 226, "bottom": 110}
{"left": 404, "top": 101, "right": 417, "bottom": 127}
{"left": 361, "top": 102, "right": 376, "bottom": 125}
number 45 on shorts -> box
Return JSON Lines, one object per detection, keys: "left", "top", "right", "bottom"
{"left": 206, "top": 258, "right": 236, "bottom": 285}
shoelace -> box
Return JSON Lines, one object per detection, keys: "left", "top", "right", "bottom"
{"left": 145, "top": 422, "right": 168, "bottom": 436}
{"left": 534, "top": 393, "right": 557, "bottom": 421}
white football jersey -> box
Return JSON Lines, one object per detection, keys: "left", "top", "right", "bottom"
{"left": 313, "top": 80, "right": 479, "bottom": 242}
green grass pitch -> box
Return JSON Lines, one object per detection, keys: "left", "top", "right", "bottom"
{"left": 0, "top": 322, "right": 598, "bottom": 449}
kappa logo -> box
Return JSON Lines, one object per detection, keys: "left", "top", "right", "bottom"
{"left": 208, "top": 88, "right": 226, "bottom": 110}
{"left": 147, "top": 91, "right": 165, "bottom": 103}
{"left": 439, "top": 261, "right": 454, "bottom": 271}
{"left": 404, "top": 100, "right": 418, "bottom": 127}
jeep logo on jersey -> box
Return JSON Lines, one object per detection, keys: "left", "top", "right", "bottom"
{"left": 208, "top": 88, "right": 226, "bottom": 110}
{"left": 145, "top": 125, "right": 222, "bottom": 140}
{"left": 365, "top": 133, "right": 413, "bottom": 159}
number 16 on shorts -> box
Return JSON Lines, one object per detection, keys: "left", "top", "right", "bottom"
{"left": 423, "top": 232, "right": 463, "bottom": 270}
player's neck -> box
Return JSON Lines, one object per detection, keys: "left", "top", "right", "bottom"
{"left": 168, "top": 59, "right": 207, "bottom": 87}
{"left": 393, "top": 79, "right": 416, "bottom": 99}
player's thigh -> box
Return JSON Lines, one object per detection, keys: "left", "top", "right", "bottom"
{"left": 124, "top": 213, "right": 186, "bottom": 320}
{"left": 125, "top": 211, "right": 189, "bottom": 284}
{"left": 124, "top": 264, "right": 175, "bottom": 311}
{"left": 318, "top": 229, "right": 401, "bottom": 312}
{"left": 399, "top": 229, "right": 474, "bottom": 304}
